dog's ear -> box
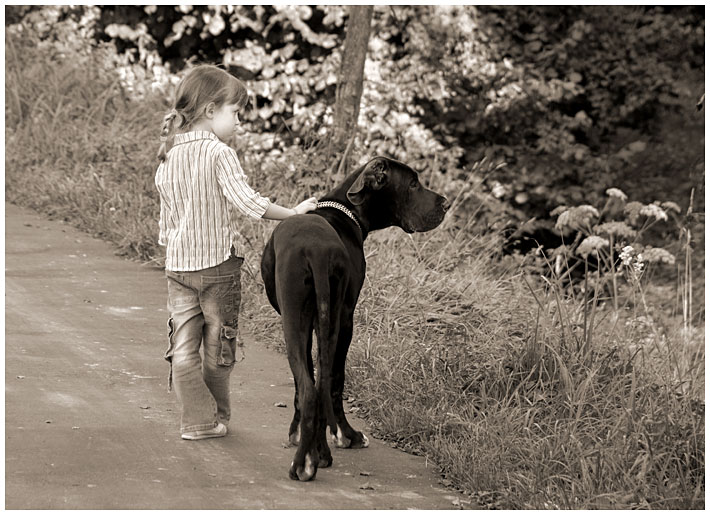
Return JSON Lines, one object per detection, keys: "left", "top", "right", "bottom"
{"left": 346, "top": 158, "right": 389, "bottom": 206}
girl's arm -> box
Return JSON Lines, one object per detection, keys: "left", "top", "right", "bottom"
{"left": 262, "top": 198, "right": 318, "bottom": 220}
{"left": 215, "top": 150, "right": 271, "bottom": 218}
{"left": 215, "top": 147, "right": 316, "bottom": 220}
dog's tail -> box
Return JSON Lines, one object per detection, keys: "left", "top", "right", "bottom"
{"left": 311, "top": 258, "right": 342, "bottom": 437}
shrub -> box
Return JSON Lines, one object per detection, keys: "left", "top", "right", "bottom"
{"left": 15, "top": 5, "right": 703, "bottom": 244}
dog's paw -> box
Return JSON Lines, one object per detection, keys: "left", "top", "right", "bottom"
{"left": 288, "top": 427, "right": 301, "bottom": 447}
{"left": 350, "top": 431, "right": 369, "bottom": 449}
{"left": 289, "top": 452, "right": 318, "bottom": 481}
{"left": 332, "top": 425, "right": 370, "bottom": 449}
{"left": 289, "top": 461, "right": 299, "bottom": 480}
{"left": 300, "top": 452, "right": 317, "bottom": 481}
{"left": 333, "top": 426, "right": 352, "bottom": 448}
{"left": 318, "top": 453, "right": 333, "bottom": 468}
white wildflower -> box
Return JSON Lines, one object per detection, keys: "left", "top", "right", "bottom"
{"left": 633, "top": 260, "right": 645, "bottom": 274}
{"left": 619, "top": 245, "right": 635, "bottom": 266}
{"left": 555, "top": 205, "right": 599, "bottom": 231}
{"left": 661, "top": 201, "right": 681, "bottom": 214}
{"left": 639, "top": 203, "right": 668, "bottom": 222}
{"left": 623, "top": 249, "right": 645, "bottom": 281}
{"left": 606, "top": 187, "right": 628, "bottom": 201}
{"left": 491, "top": 181, "right": 506, "bottom": 199}
{"left": 594, "top": 221, "right": 636, "bottom": 239}
{"left": 624, "top": 201, "right": 643, "bottom": 226}
{"left": 576, "top": 235, "right": 609, "bottom": 258}
{"left": 641, "top": 247, "right": 676, "bottom": 265}
{"left": 550, "top": 205, "right": 568, "bottom": 217}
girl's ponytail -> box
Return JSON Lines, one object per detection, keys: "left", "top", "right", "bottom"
{"left": 157, "top": 109, "right": 182, "bottom": 162}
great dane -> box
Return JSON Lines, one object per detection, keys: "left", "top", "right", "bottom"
{"left": 260, "top": 156, "right": 449, "bottom": 481}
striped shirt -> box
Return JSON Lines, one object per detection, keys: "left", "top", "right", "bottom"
{"left": 155, "top": 131, "right": 270, "bottom": 271}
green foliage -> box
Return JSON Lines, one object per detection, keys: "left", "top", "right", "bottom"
{"left": 93, "top": 5, "right": 348, "bottom": 140}
{"left": 12, "top": 5, "right": 703, "bottom": 244}
{"left": 367, "top": 5, "right": 704, "bottom": 239}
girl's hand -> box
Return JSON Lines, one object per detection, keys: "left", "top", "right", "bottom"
{"left": 293, "top": 197, "right": 318, "bottom": 215}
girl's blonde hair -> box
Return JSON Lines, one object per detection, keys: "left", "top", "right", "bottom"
{"left": 157, "top": 64, "right": 249, "bottom": 161}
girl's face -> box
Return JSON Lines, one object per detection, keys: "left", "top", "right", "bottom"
{"left": 209, "top": 102, "right": 241, "bottom": 142}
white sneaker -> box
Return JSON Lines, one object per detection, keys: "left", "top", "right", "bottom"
{"left": 181, "top": 422, "right": 228, "bottom": 440}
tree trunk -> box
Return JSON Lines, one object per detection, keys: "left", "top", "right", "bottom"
{"left": 330, "top": 5, "right": 373, "bottom": 174}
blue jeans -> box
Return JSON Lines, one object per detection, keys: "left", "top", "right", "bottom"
{"left": 164, "top": 256, "right": 244, "bottom": 433}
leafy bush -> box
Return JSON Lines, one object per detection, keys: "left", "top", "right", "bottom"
{"left": 367, "top": 6, "right": 704, "bottom": 240}
{"left": 18, "top": 5, "right": 702, "bottom": 246}
{"left": 92, "top": 6, "right": 347, "bottom": 138}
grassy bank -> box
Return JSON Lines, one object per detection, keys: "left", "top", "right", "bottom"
{"left": 6, "top": 31, "right": 704, "bottom": 509}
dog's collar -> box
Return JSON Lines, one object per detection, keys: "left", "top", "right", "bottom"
{"left": 316, "top": 201, "right": 362, "bottom": 233}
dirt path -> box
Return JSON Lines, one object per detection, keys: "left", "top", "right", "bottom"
{"left": 5, "top": 203, "right": 457, "bottom": 509}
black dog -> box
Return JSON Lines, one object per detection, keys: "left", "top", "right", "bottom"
{"left": 260, "top": 157, "right": 449, "bottom": 481}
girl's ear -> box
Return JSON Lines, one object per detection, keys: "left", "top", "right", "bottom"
{"left": 204, "top": 102, "right": 216, "bottom": 119}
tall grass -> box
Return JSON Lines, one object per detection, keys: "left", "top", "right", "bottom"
{"left": 5, "top": 34, "right": 166, "bottom": 261}
{"left": 5, "top": 30, "right": 704, "bottom": 509}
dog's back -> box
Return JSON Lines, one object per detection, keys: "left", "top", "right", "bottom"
{"left": 262, "top": 214, "right": 351, "bottom": 314}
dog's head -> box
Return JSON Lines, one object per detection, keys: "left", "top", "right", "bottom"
{"left": 347, "top": 157, "right": 449, "bottom": 233}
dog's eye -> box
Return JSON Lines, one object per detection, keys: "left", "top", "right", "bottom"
{"left": 409, "top": 180, "right": 418, "bottom": 189}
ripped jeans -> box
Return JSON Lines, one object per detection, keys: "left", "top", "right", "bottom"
{"left": 164, "top": 256, "right": 244, "bottom": 433}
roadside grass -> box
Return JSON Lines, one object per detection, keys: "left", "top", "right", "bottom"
{"left": 332, "top": 218, "right": 704, "bottom": 509}
{"left": 5, "top": 31, "right": 704, "bottom": 509}
{"left": 5, "top": 34, "right": 166, "bottom": 262}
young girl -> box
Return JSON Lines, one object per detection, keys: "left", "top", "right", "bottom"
{"left": 155, "top": 64, "right": 317, "bottom": 440}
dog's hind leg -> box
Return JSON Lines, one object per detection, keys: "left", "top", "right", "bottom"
{"left": 314, "top": 263, "right": 344, "bottom": 436}
{"left": 279, "top": 279, "right": 319, "bottom": 481}
{"left": 288, "top": 324, "right": 314, "bottom": 447}
{"left": 330, "top": 318, "right": 369, "bottom": 449}
{"left": 312, "top": 263, "right": 348, "bottom": 467}
{"left": 284, "top": 329, "right": 319, "bottom": 481}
